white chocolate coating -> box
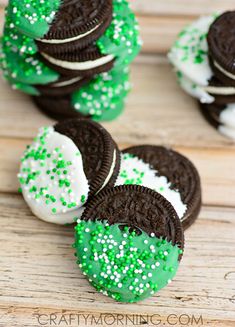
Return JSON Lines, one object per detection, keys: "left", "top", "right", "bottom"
{"left": 18, "top": 127, "right": 89, "bottom": 225}
{"left": 168, "top": 15, "right": 216, "bottom": 86}
{"left": 220, "top": 104, "right": 235, "bottom": 129}
{"left": 115, "top": 154, "right": 187, "bottom": 220}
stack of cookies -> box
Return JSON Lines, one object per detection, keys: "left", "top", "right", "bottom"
{"left": 0, "top": 0, "right": 141, "bottom": 121}
{"left": 18, "top": 117, "right": 202, "bottom": 303}
{"left": 168, "top": 11, "right": 235, "bottom": 141}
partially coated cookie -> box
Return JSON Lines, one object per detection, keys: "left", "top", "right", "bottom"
{"left": 116, "top": 145, "right": 202, "bottom": 230}
{"left": 33, "top": 67, "right": 131, "bottom": 121}
{"left": 40, "top": 44, "right": 115, "bottom": 77}
{"left": 18, "top": 118, "right": 121, "bottom": 225}
{"left": 36, "top": 0, "right": 113, "bottom": 54}
{"left": 54, "top": 119, "right": 121, "bottom": 196}
{"left": 35, "top": 75, "right": 93, "bottom": 97}
{"left": 74, "top": 185, "right": 184, "bottom": 303}
{"left": 199, "top": 102, "right": 235, "bottom": 140}
{"left": 207, "top": 11, "right": 235, "bottom": 87}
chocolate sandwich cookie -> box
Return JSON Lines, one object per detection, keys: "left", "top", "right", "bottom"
{"left": 36, "top": 75, "right": 92, "bottom": 97}
{"left": 207, "top": 12, "right": 235, "bottom": 87}
{"left": 199, "top": 102, "right": 235, "bottom": 140}
{"left": 18, "top": 119, "right": 120, "bottom": 225}
{"left": 40, "top": 44, "right": 115, "bottom": 77}
{"left": 168, "top": 15, "right": 235, "bottom": 105}
{"left": 8, "top": 74, "right": 93, "bottom": 97}
{"left": 54, "top": 119, "right": 121, "bottom": 195}
{"left": 176, "top": 71, "right": 235, "bottom": 105}
{"left": 168, "top": 15, "right": 217, "bottom": 87}
{"left": 204, "top": 76, "right": 235, "bottom": 104}
{"left": 36, "top": 0, "right": 113, "bottom": 55}
{"left": 33, "top": 94, "right": 83, "bottom": 120}
{"left": 116, "top": 146, "right": 201, "bottom": 230}
{"left": 74, "top": 185, "right": 184, "bottom": 303}
{"left": 33, "top": 67, "right": 131, "bottom": 121}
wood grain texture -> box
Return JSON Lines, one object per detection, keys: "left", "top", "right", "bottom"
{"left": 0, "top": 9, "right": 199, "bottom": 55}
{"left": 0, "top": 2, "right": 235, "bottom": 327}
{"left": 129, "top": 0, "right": 234, "bottom": 16}
{"left": 0, "top": 194, "right": 235, "bottom": 327}
{"left": 1, "top": 55, "right": 234, "bottom": 148}
{"left": 1, "top": 137, "right": 235, "bottom": 208}
{"left": 0, "top": 0, "right": 234, "bottom": 16}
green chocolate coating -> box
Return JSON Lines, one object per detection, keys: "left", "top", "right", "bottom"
{"left": 8, "top": 78, "right": 39, "bottom": 96}
{"left": 71, "top": 67, "right": 131, "bottom": 121}
{"left": 97, "top": 0, "right": 142, "bottom": 69}
{"left": 74, "top": 220, "right": 182, "bottom": 303}
{"left": 3, "top": 12, "right": 37, "bottom": 55}
{"left": 0, "top": 34, "right": 59, "bottom": 85}
{"left": 7, "top": 0, "right": 61, "bottom": 39}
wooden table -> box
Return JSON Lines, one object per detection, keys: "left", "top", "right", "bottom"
{"left": 0, "top": 2, "right": 234, "bottom": 326}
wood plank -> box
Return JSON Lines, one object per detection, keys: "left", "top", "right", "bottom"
{"left": 0, "top": 195, "right": 234, "bottom": 326}
{"left": 138, "top": 15, "right": 193, "bottom": 54}
{"left": 0, "top": 0, "right": 234, "bottom": 17}
{"left": 0, "top": 9, "right": 192, "bottom": 55}
{"left": 129, "top": 0, "right": 235, "bottom": 17}
{"left": 0, "top": 8, "right": 234, "bottom": 55}
{"left": 0, "top": 136, "right": 235, "bottom": 208}
{"left": 1, "top": 56, "right": 234, "bottom": 149}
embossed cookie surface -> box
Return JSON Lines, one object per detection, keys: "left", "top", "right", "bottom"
{"left": 74, "top": 185, "right": 184, "bottom": 303}
{"left": 116, "top": 145, "right": 201, "bottom": 230}
{"left": 55, "top": 118, "right": 120, "bottom": 196}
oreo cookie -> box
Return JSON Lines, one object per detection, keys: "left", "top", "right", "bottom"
{"left": 18, "top": 118, "right": 121, "bottom": 225}
{"left": 199, "top": 102, "right": 235, "bottom": 140}
{"left": 40, "top": 45, "right": 115, "bottom": 77}
{"left": 208, "top": 12, "right": 235, "bottom": 87}
{"left": 33, "top": 94, "right": 81, "bottom": 120}
{"left": 74, "top": 184, "right": 184, "bottom": 303}
{"left": 116, "top": 146, "right": 201, "bottom": 230}
{"left": 36, "top": 75, "right": 92, "bottom": 97}
{"left": 176, "top": 71, "right": 235, "bottom": 105}
{"left": 36, "top": 0, "right": 113, "bottom": 55}
{"left": 54, "top": 119, "right": 121, "bottom": 195}
{"left": 33, "top": 67, "right": 131, "bottom": 121}
{"left": 169, "top": 15, "right": 235, "bottom": 105}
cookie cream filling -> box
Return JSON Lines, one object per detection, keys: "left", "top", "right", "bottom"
{"left": 41, "top": 52, "right": 114, "bottom": 71}
{"left": 99, "top": 149, "right": 117, "bottom": 192}
{"left": 18, "top": 126, "right": 89, "bottom": 225}
{"left": 52, "top": 76, "right": 82, "bottom": 88}
{"left": 214, "top": 60, "right": 235, "bottom": 81}
{"left": 38, "top": 23, "right": 101, "bottom": 44}
{"left": 115, "top": 154, "right": 187, "bottom": 219}
{"left": 203, "top": 85, "right": 235, "bottom": 95}
{"left": 177, "top": 71, "right": 214, "bottom": 104}
{"left": 220, "top": 104, "right": 235, "bottom": 129}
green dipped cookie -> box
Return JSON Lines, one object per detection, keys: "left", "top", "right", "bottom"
{"left": 71, "top": 67, "right": 131, "bottom": 120}
{"left": 38, "top": 0, "right": 141, "bottom": 77}
{"left": 0, "top": 37, "right": 59, "bottom": 85}
{"left": 33, "top": 67, "right": 131, "bottom": 121}
{"left": 2, "top": 13, "right": 37, "bottom": 55}
{"left": 74, "top": 185, "right": 184, "bottom": 303}
{"left": 97, "top": 0, "right": 142, "bottom": 69}
{"left": 7, "top": 0, "right": 61, "bottom": 39}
